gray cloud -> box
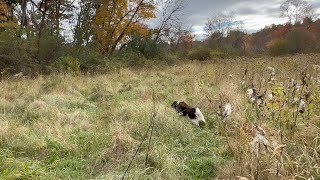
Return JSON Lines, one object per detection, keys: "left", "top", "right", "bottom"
{"left": 180, "top": 0, "right": 320, "bottom": 39}
{"left": 263, "top": 6, "right": 280, "bottom": 15}
{"left": 235, "top": 7, "right": 260, "bottom": 15}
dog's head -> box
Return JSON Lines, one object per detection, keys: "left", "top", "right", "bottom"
{"left": 171, "top": 101, "right": 178, "bottom": 109}
{"left": 171, "top": 101, "right": 192, "bottom": 113}
{"left": 171, "top": 101, "right": 183, "bottom": 113}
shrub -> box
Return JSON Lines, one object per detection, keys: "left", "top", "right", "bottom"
{"left": 285, "top": 28, "right": 316, "bottom": 54}
{"left": 160, "top": 52, "right": 181, "bottom": 65}
{"left": 0, "top": 30, "right": 38, "bottom": 75}
{"left": 54, "top": 56, "right": 80, "bottom": 74}
{"left": 105, "top": 50, "right": 148, "bottom": 70}
{"left": 68, "top": 47, "right": 105, "bottom": 72}
{"left": 187, "top": 47, "right": 211, "bottom": 61}
{"left": 126, "top": 35, "right": 162, "bottom": 59}
{"left": 38, "top": 34, "right": 65, "bottom": 65}
{"left": 267, "top": 39, "right": 288, "bottom": 56}
{"left": 79, "top": 51, "right": 104, "bottom": 72}
{"left": 210, "top": 49, "right": 228, "bottom": 58}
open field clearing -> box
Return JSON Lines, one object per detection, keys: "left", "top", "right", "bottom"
{"left": 0, "top": 54, "right": 320, "bottom": 179}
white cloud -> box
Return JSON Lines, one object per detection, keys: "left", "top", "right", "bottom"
{"left": 191, "top": 26, "right": 206, "bottom": 40}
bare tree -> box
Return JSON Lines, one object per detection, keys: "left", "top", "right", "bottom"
{"left": 280, "top": 0, "right": 314, "bottom": 24}
{"left": 153, "top": 0, "right": 187, "bottom": 42}
{"left": 47, "top": 0, "right": 76, "bottom": 36}
{"left": 204, "top": 11, "right": 244, "bottom": 49}
{"left": 204, "top": 11, "right": 236, "bottom": 37}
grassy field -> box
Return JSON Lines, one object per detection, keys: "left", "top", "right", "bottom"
{"left": 0, "top": 54, "right": 319, "bottom": 179}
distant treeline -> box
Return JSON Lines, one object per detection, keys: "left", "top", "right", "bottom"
{"left": 197, "top": 17, "right": 320, "bottom": 57}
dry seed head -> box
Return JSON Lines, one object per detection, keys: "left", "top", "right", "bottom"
{"left": 236, "top": 176, "right": 249, "bottom": 180}
{"left": 267, "top": 92, "right": 273, "bottom": 100}
{"left": 255, "top": 124, "right": 266, "bottom": 136}
{"left": 246, "top": 88, "right": 256, "bottom": 100}
{"left": 288, "top": 78, "right": 296, "bottom": 88}
{"left": 221, "top": 102, "right": 232, "bottom": 122}
{"left": 266, "top": 66, "right": 276, "bottom": 75}
{"left": 304, "top": 86, "right": 311, "bottom": 102}
{"left": 312, "top": 64, "right": 320, "bottom": 71}
{"left": 13, "top": 72, "right": 24, "bottom": 78}
{"left": 293, "top": 97, "right": 300, "bottom": 104}
{"left": 270, "top": 144, "right": 286, "bottom": 160}
{"left": 251, "top": 133, "right": 269, "bottom": 156}
{"left": 299, "top": 99, "right": 306, "bottom": 114}
{"left": 240, "top": 81, "right": 246, "bottom": 88}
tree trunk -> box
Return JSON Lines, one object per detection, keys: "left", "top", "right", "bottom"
{"left": 38, "top": 0, "right": 48, "bottom": 41}
{"left": 110, "top": 0, "right": 144, "bottom": 53}
{"left": 20, "top": 0, "right": 28, "bottom": 29}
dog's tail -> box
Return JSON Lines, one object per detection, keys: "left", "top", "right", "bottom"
{"left": 195, "top": 107, "right": 206, "bottom": 123}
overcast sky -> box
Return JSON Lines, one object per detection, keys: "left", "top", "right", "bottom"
{"left": 183, "top": 0, "right": 320, "bottom": 40}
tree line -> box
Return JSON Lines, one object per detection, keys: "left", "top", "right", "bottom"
{"left": 0, "top": 0, "right": 191, "bottom": 75}
{"left": 0, "top": 0, "right": 319, "bottom": 76}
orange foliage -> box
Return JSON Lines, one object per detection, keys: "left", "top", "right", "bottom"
{"left": 241, "top": 19, "right": 320, "bottom": 54}
{"left": 94, "top": 0, "right": 156, "bottom": 53}
{"left": 0, "top": 1, "right": 17, "bottom": 30}
{"left": 271, "top": 26, "right": 290, "bottom": 39}
{"left": 179, "top": 33, "right": 194, "bottom": 49}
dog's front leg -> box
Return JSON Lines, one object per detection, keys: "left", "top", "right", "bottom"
{"left": 190, "top": 120, "right": 199, "bottom": 126}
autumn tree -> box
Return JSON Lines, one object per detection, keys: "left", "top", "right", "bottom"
{"left": 280, "top": 0, "right": 314, "bottom": 24}
{"left": 309, "top": 19, "right": 320, "bottom": 43}
{"left": 0, "top": 0, "right": 19, "bottom": 30}
{"left": 270, "top": 25, "right": 290, "bottom": 39}
{"left": 177, "top": 32, "right": 193, "bottom": 50}
{"left": 168, "top": 23, "right": 193, "bottom": 50}
{"left": 204, "top": 11, "right": 243, "bottom": 49}
{"left": 227, "top": 30, "right": 246, "bottom": 53}
{"left": 286, "top": 28, "right": 316, "bottom": 53}
{"left": 94, "top": 0, "right": 156, "bottom": 54}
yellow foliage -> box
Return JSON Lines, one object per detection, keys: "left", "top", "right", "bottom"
{"left": 93, "top": 0, "right": 156, "bottom": 53}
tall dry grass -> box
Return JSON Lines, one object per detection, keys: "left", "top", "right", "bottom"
{"left": 0, "top": 54, "right": 319, "bottom": 179}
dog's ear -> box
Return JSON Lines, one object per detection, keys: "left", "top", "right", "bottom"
{"left": 179, "top": 101, "right": 186, "bottom": 105}
{"left": 179, "top": 101, "right": 189, "bottom": 109}
{"left": 188, "top": 112, "right": 196, "bottom": 119}
{"left": 171, "top": 101, "right": 178, "bottom": 108}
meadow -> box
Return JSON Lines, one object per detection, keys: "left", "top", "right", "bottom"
{"left": 0, "top": 54, "right": 319, "bottom": 180}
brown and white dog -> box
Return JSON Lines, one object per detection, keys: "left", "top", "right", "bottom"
{"left": 171, "top": 101, "right": 206, "bottom": 126}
